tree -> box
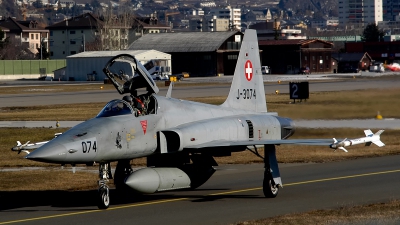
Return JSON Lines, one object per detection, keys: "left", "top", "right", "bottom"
{"left": 0, "top": 0, "right": 21, "bottom": 18}
{"left": 361, "top": 23, "right": 384, "bottom": 42}
{"left": 0, "top": 28, "right": 4, "bottom": 44}
{"left": 0, "top": 36, "right": 35, "bottom": 60}
{"left": 36, "top": 46, "right": 50, "bottom": 59}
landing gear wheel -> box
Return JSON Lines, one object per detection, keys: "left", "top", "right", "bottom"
{"left": 97, "top": 163, "right": 111, "bottom": 209}
{"left": 98, "top": 186, "right": 110, "bottom": 209}
{"left": 263, "top": 178, "right": 279, "bottom": 198}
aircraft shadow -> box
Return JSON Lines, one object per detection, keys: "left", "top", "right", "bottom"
{"left": 0, "top": 188, "right": 262, "bottom": 211}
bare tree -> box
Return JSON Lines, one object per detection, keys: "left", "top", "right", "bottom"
{"left": 0, "top": 36, "right": 35, "bottom": 60}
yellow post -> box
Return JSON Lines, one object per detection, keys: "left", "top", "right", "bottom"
{"left": 376, "top": 111, "right": 383, "bottom": 120}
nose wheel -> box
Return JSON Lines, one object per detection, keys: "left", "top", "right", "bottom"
{"left": 97, "top": 162, "right": 112, "bottom": 209}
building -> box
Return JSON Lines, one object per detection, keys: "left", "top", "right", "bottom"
{"left": 190, "top": 16, "right": 230, "bottom": 32}
{"left": 338, "top": 0, "right": 383, "bottom": 28}
{"left": 208, "top": 6, "right": 241, "bottom": 30}
{"left": 46, "top": 13, "right": 130, "bottom": 59}
{"left": 259, "top": 39, "right": 334, "bottom": 74}
{"left": 128, "top": 31, "right": 243, "bottom": 76}
{"left": 64, "top": 50, "right": 171, "bottom": 81}
{"left": 0, "top": 17, "right": 49, "bottom": 56}
{"left": 310, "top": 17, "right": 339, "bottom": 29}
{"left": 383, "top": 0, "right": 400, "bottom": 21}
{"left": 345, "top": 41, "right": 400, "bottom": 63}
{"left": 249, "top": 21, "right": 307, "bottom": 40}
{"left": 131, "top": 14, "right": 172, "bottom": 43}
{"left": 243, "top": 9, "right": 272, "bottom": 22}
{"left": 331, "top": 52, "right": 373, "bottom": 72}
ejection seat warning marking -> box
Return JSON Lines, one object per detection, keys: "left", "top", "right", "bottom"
{"left": 245, "top": 60, "right": 253, "bottom": 81}
{"left": 236, "top": 89, "right": 256, "bottom": 99}
{"left": 140, "top": 120, "right": 148, "bottom": 135}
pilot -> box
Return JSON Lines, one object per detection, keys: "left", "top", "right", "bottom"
{"left": 122, "top": 95, "right": 133, "bottom": 106}
{"left": 119, "top": 70, "right": 129, "bottom": 81}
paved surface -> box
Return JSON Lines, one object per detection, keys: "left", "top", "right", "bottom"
{"left": 1, "top": 75, "right": 400, "bottom": 107}
{"left": 1, "top": 155, "right": 400, "bottom": 225}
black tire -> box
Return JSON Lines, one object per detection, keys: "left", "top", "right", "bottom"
{"left": 263, "top": 178, "right": 279, "bottom": 198}
{"left": 98, "top": 187, "right": 110, "bottom": 209}
{"left": 179, "top": 76, "right": 184, "bottom": 81}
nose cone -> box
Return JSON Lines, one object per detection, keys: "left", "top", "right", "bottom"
{"left": 25, "top": 141, "right": 67, "bottom": 163}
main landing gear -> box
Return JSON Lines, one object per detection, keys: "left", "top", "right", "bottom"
{"left": 97, "top": 162, "right": 112, "bottom": 209}
{"left": 263, "top": 144, "right": 281, "bottom": 198}
{"left": 248, "top": 144, "right": 282, "bottom": 198}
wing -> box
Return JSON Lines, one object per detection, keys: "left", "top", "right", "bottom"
{"left": 184, "top": 139, "right": 337, "bottom": 149}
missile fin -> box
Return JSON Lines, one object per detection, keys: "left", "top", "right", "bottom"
{"left": 338, "top": 147, "right": 348, "bottom": 152}
{"left": 374, "top": 130, "right": 384, "bottom": 136}
{"left": 364, "top": 129, "right": 373, "bottom": 137}
{"left": 373, "top": 140, "right": 385, "bottom": 147}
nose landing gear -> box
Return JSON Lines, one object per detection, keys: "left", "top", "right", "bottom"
{"left": 97, "top": 162, "right": 112, "bottom": 209}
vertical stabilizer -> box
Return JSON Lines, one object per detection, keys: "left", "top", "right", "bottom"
{"left": 221, "top": 29, "right": 267, "bottom": 112}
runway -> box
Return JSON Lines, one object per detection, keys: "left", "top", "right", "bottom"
{"left": 1, "top": 76, "right": 400, "bottom": 107}
{"left": 1, "top": 155, "right": 400, "bottom": 225}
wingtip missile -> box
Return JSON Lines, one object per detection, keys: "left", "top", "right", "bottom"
{"left": 330, "top": 130, "right": 385, "bottom": 152}
{"left": 11, "top": 141, "right": 31, "bottom": 154}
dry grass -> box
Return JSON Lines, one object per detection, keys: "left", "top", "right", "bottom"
{"left": 2, "top": 88, "right": 399, "bottom": 121}
{"left": 268, "top": 88, "right": 400, "bottom": 119}
{"left": 0, "top": 103, "right": 104, "bottom": 121}
{"left": 0, "top": 170, "right": 99, "bottom": 191}
{"left": 0, "top": 127, "right": 69, "bottom": 167}
{"left": 234, "top": 200, "right": 400, "bottom": 225}
{"left": 187, "top": 88, "right": 400, "bottom": 120}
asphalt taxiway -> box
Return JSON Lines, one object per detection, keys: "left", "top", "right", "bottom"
{"left": 1, "top": 155, "right": 400, "bottom": 225}
{"left": 1, "top": 76, "right": 400, "bottom": 107}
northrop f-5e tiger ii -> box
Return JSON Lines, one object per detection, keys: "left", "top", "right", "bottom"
{"left": 12, "top": 29, "right": 384, "bottom": 209}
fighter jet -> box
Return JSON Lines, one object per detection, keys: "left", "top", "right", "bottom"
{"left": 13, "top": 29, "right": 375, "bottom": 209}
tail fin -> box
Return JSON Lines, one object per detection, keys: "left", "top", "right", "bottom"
{"left": 221, "top": 29, "right": 267, "bottom": 112}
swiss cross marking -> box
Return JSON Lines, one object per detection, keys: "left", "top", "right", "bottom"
{"left": 245, "top": 60, "right": 253, "bottom": 81}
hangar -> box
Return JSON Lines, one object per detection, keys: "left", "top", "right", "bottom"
{"left": 128, "top": 31, "right": 243, "bottom": 77}
{"left": 63, "top": 50, "right": 171, "bottom": 81}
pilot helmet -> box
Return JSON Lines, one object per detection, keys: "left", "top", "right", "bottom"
{"left": 122, "top": 95, "right": 133, "bottom": 105}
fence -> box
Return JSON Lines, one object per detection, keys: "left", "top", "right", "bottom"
{"left": 0, "top": 60, "right": 66, "bottom": 75}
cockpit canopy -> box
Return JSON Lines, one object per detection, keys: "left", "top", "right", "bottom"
{"left": 97, "top": 99, "right": 133, "bottom": 118}
{"left": 102, "top": 54, "right": 159, "bottom": 95}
